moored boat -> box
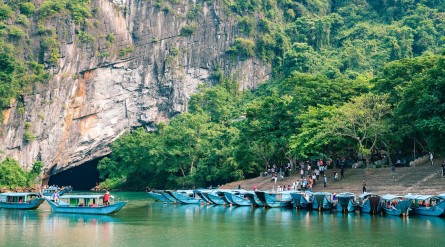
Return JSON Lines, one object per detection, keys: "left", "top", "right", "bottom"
{"left": 358, "top": 193, "right": 381, "bottom": 214}
{"left": 165, "top": 190, "right": 202, "bottom": 204}
{"left": 194, "top": 190, "right": 214, "bottom": 204}
{"left": 312, "top": 192, "right": 334, "bottom": 211}
{"left": 244, "top": 192, "right": 264, "bottom": 207}
{"left": 147, "top": 191, "right": 173, "bottom": 203}
{"left": 46, "top": 194, "right": 127, "bottom": 215}
{"left": 0, "top": 193, "right": 45, "bottom": 210}
{"left": 255, "top": 191, "right": 292, "bottom": 208}
{"left": 290, "top": 191, "right": 313, "bottom": 209}
{"left": 405, "top": 194, "right": 445, "bottom": 217}
{"left": 380, "top": 194, "right": 412, "bottom": 216}
{"left": 336, "top": 192, "right": 358, "bottom": 213}
{"left": 203, "top": 191, "right": 226, "bottom": 205}
{"left": 223, "top": 191, "right": 252, "bottom": 206}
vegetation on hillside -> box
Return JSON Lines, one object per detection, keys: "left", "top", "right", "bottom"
{"left": 1, "top": 1, "right": 445, "bottom": 190}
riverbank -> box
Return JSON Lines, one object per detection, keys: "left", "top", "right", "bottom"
{"left": 221, "top": 157, "right": 445, "bottom": 195}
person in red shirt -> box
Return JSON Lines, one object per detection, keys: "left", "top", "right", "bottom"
{"left": 103, "top": 191, "right": 110, "bottom": 206}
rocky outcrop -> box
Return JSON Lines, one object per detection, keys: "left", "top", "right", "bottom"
{"left": 0, "top": 0, "right": 270, "bottom": 175}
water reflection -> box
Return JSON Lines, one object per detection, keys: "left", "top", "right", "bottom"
{"left": 1, "top": 193, "right": 445, "bottom": 247}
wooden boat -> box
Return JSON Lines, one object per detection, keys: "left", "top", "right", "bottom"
{"left": 336, "top": 192, "right": 358, "bottom": 212}
{"left": 165, "top": 190, "right": 202, "bottom": 204}
{"left": 405, "top": 194, "right": 445, "bottom": 217}
{"left": 244, "top": 192, "right": 264, "bottom": 207}
{"left": 358, "top": 193, "right": 381, "bottom": 214}
{"left": 147, "top": 191, "right": 173, "bottom": 203}
{"left": 290, "top": 191, "right": 313, "bottom": 209}
{"left": 223, "top": 191, "right": 252, "bottom": 206}
{"left": 254, "top": 191, "right": 292, "bottom": 208}
{"left": 380, "top": 194, "right": 412, "bottom": 216}
{"left": 0, "top": 193, "right": 45, "bottom": 210}
{"left": 46, "top": 194, "right": 127, "bottom": 215}
{"left": 194, "top": 190, "right": 214, "bottom": 204}
{"left": 203, "top": 191, "right": 226, "bottom": 205}
{"left": 312, "top": 192, "right": 334, "bottom": 211}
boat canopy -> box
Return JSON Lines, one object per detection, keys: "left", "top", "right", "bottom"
{"left": 0, "top": 193, "right": 40, "bottom": 197}
{"left": 337, "top": 192, "right": 355, "bottom": 197}
{"left": 358, "top": 193, "right": 379, "bottom": 199}
{"left": 437, "top": 193, "right": 445, "bottom": 199}
{"left": 381, "top": 194, "right": 404, "bottom": 200}
{"left": 60, "top": 194, "right": 104, "bottom": 199}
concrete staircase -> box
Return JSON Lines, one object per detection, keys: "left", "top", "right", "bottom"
{"left": 221, "top": 158, "right": 445, "bottom": 196}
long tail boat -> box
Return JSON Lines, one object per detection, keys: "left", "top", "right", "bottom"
{"left": 0, "top": 193, "right": 45, "bottom": 210}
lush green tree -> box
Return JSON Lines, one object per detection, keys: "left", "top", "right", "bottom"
{"left": 0, "top": 158, "right": 28, "bottom": 189}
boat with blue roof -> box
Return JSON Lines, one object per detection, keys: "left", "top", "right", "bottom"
{"left": 336, "top": 192, "right": 358, "bottom": 213}
{"left": 405, "top": 194, "right": 445, "bottom": 217}
{"left": 312, "top": 192, "right": 334, "bottom": 211}
{"left": 254, "top": 191, "right": 293, "bottom": 208}
{"left": 0, "top": 192, "right": 45, "bottom": 210}
{"left": 290, "top": 191, "right": 313, "bottom": 209}
{"left": 358, "top": 193, "right": 381, "bottom": 214}
{"left": 46, "top": 194, "right": 127, "bottom": 215}
{"left": 380, "top": 194, "right": 412, "bottom": 216}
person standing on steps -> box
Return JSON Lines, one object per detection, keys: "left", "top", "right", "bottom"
{"left": 429, "top": 152, "right": 434, "bottom": 165}
{"left": 362, "top": 180, "right": 367, "bottom": 193}
{"left": 439, "top": 160, "right": 445, "bottom": 176}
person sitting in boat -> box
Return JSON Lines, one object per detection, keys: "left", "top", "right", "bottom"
{"left": 103, "top": 191, "right": 110, "bottom": 206}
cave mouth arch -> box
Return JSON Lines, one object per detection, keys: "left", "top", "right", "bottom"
{"left": 48, "top": 158, "right": 103, "bottom": 191}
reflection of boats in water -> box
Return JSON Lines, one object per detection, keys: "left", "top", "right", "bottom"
{"left": 49, "top": 213, "right": 121, "bottom": 224}
{"left": 0, "top": 193, "right": 45, "bottom": 210}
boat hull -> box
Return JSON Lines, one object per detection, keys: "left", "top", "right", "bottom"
{"left": 147, "top": 192, "right": 172, "bottom": 203}
{"left": 0, "top": 198, "right": 45, "bottom": 210}
{"left": 359, "top": 197, "right": 381, "bottom": 214}
{"left": 47, "top": 200, "right": 127, "bottom": 215}
{"left": 382, "top": 200, "right": 412, "bottom": 216}
{"left": 313, "top": 194, "right": 333, "bottom": 211}
{"left": 223, "top": 192, "right": 252, "bottom": 206}
{"left": 166, "top": 191, "right": 202, "bottom": 204}
{"left": 410, "top": 200, "right": 445, "bottom": 216}
{"left": 255, "top": 191, "right": 292, "bottom": 208}
{"left": 244, "top": 193, "right": 264, "bottom": 207}
{"left": 204, "top": 193, "right": 226, "bottom": 205}
{"left": 336, "top": 196, "right": 357, "bottom": 212}
{"left": 290, "top": 193, "right": 312, "bottom": 209}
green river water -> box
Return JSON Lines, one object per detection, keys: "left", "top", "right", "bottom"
{"left": 1, "top": 192, "right": 444, "bottom": 247}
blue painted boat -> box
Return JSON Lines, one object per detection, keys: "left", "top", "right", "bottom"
{"left": 46, "top": 194, "right": 126, "bottom": 215}
{"left": 290, "top": 191, "right": 313, "bottom": 209}
{"left": 165, "top": 190, "right": 202, "bottom": 204}
{"left": 244, "top": 191, "right": 264, "bottom": 207}
{"left": 0, "top": 193, "right": 45, "bottom": 210}
{"left": 147, "top": 191, "right": 172, "bottom": 203}
{"left": 312, "top": 192, "right": 334, "bottom": 211}
{"left": 203, "top": 191, "right": 226, "bottom": 205}
{"left": 358, "top": 193, "right": 381, "bottom": 214}
{"left": 160, "top": 191, "right": 178, "bottom": 203}
{"left": 254, "top": 191, "right": 292, "bottom": 208}
{"left": 336, "top": 192, "right": 358, "bottom": 213}
{"left": 380, "top": 194, "right": 412, "bottom": 216}
{"left": 223, "top": 191, "right": 252, "bottom": 206}
{"left": 194, "top": 190, "right": 214, "bottom": 204}
{"left": 405, "top": 194, "right": 445, "bottom": 217}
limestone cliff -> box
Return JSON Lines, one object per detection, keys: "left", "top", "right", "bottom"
{"left": 0, "top": 0, "right": 270, "bottom": 175}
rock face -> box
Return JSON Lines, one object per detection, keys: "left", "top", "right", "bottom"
{"left": 0, "top": 0, "right": 270, "bottom": 175}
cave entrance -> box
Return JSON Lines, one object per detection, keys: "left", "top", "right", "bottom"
{"left": 48, "top": 158, "right": 103, "bottom": 191}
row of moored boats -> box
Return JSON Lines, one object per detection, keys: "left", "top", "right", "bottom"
{"left": 148, "top": 189, "right": 445, "bottom": 217}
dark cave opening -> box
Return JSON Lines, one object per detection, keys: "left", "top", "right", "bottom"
{"left": 48, "top": 158, "right": 103, "bottom": 191}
